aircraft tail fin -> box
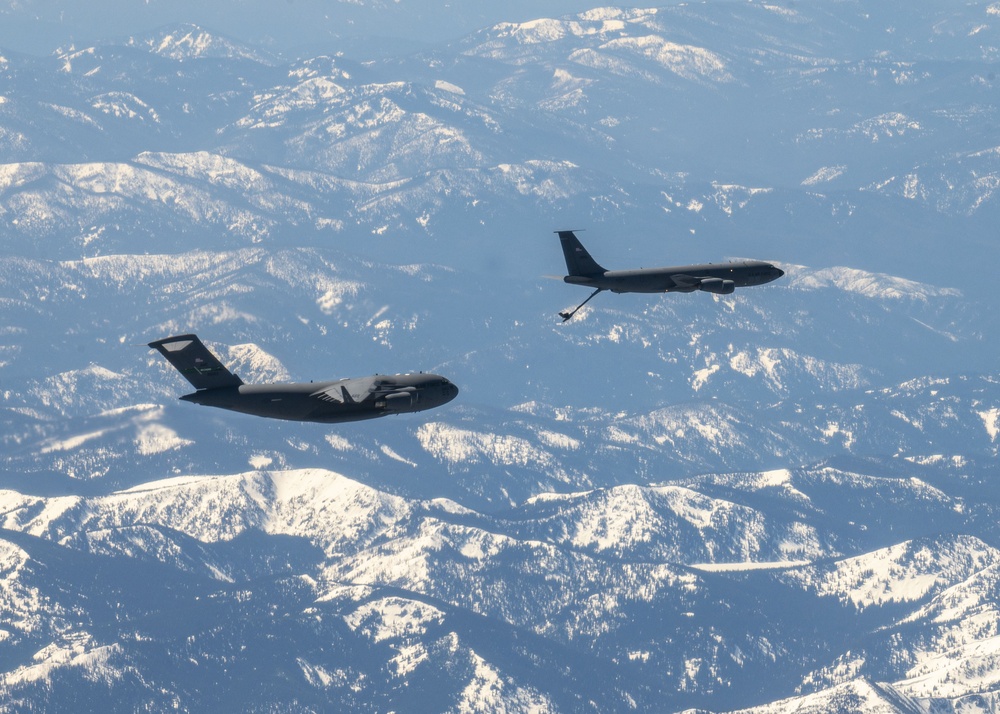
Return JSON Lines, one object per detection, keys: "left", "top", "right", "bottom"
{"left": 557, "top": 230, "right": 606, "bottom": 276}
{"left": 148, "top": 334, "right": 244, "bottom": 390}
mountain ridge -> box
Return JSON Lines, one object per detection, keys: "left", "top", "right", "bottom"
{"left": 4, "top": 3, "right": 1000, "bottom": 711}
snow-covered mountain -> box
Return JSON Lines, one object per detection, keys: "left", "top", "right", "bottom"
{"left": 3, "top": 2, "right": 1000, "bottom": 711}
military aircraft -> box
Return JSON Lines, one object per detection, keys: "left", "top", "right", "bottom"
{"left": 555, "top": 230, "right": 784, "bottom": 321}
{"left": 148, "top": 334, "right": 458, "bottom": 423}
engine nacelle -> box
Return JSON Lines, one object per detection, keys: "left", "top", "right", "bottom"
{"left": 698, "top": 278, "right": 735, "bottom": 295}
{"left": 381, "top": 391, "right": 416, "bottom": 410}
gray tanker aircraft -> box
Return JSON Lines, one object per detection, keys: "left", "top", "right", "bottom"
{"left": 148, "top": 334, "right": 458, "bottom": 423}
{"left": 555, "top": 230, "right": 784, "bottom": 321}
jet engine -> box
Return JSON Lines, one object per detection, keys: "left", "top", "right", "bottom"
{"left": 698, "top": 278, "right": 735, "bottom": 295}
{"left": 381, "top": 391, "right": 417, "bottom": 410}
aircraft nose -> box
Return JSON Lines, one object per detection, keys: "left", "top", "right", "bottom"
{"left": 426, "top": 377, "right": 458, "bottom": 406}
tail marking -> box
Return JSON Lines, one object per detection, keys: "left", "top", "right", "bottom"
{"left": 148, "top": 334, "right": 244, "bottom": 390}
{"left": 557, "top": 230, "right": 607, "bottom": 277}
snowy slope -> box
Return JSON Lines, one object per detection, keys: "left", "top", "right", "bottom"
{"left": 3, "top": 2, "right": 1000, "bottom": 712}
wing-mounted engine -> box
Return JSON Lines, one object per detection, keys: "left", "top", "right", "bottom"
{"left": 669, "top": 274, "right": 703, "bottom": 293}
{"left": 376, "top": 388, "right": 419, "bottom": 411}
{"left": 698, "top": 277, "right": 736, "bottom": 295}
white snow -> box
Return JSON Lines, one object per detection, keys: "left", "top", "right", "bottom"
{"left": 690, "top": 363, "right": 719, "bottom": 391}
{"left": 134, "top": 423, "right": 192, "bottom": 455}
{"left": 536, "top": 430, "right": 580, "bottom": 450}
{"left": 324, "top": 434, "right": 352, "bottom": 451}
{"left": 344, "top": 596, "right": 445, "bottom": 643}
{"left": 90, "top": 92, "right": 159, "bottom": 123}
{"left": 40, "top": 429, "right": 111, "bottom": 454}
{"left": 248, "top": 454, "right": 273, "bottom": 469}
{"left": 3, "top": 637, "right": 122, "bottom": 688}
{"left": 380, "top": 444, "right": 417, "bottom": 467}
{"left": 221, "top": 343, "right": 291, "bottom": 383}
{"left": 786, "top": 264, "right": 960, "bottom": 300}
{"left": 896, "top": 634, "right": 1000, "bottom": 699}
{"left": 758, "top": 469, "right": 793, "bottom": 488}
{"left": 600, "top": 36, "right": 732, "bottom": 83}
{"left": 802, "top": 165, "right": 847, "bottom": 185}
{"left": 690, "top": 561, "right": 809, "bottom": 572}
{"left": 435, "top": 80, "right": 465, "bottom": 95}
{"left": 730, "top": 678, "right": 907, "bottom": 713}
{"left": 415, "top": 423, "right": 569, "bottom": 482}
{"left": 783, "top": 536, "right": 999, "bottom": 609}
{"left": 453, "top": 648, "right": 553, "bottom": 714}
{"left": 979, "top": 408, "right": 1000, "bottom": 441}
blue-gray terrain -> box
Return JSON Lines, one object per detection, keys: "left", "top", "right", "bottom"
{"left": 2, "top": 1, "right": 1000, "bottom": 711}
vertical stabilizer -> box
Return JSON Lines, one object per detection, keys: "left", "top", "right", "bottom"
{"left": 148, "top": 334, "right": 243, "bottom": 390}
{"left": 557, "top": 230, "right": 607, "bottom": 276}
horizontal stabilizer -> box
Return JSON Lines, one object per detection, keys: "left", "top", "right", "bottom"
{"left": 148, "top": 334, "right": 243, "bottom": 390}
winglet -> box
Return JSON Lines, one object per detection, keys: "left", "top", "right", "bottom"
{"left": 148, "top": 334, "right": 244, "bottom": 390}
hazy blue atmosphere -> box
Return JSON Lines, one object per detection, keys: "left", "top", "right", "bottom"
{"left": 2, "top": 0, "right": 1000, "bottom": 711}
{"left": 0, "top": 0, "right": 602, "bottom": 56}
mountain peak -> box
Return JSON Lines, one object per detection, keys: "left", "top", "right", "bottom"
{"left": 127, "top": 23, "right": 275, "bottom": 64}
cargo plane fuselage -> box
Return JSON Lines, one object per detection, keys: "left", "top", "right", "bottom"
{"left": 148, "top": 334, "right": 458, "bottom": 424}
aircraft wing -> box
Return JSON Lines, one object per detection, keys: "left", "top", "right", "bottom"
{"left": 669, "top": 274, "right": 704, "bottom": 291}
{"left": 312, "top": 376, "right": 383, "bottom": 404}
{"left": 312, "top": 384, "right": 349, "bottom": 404}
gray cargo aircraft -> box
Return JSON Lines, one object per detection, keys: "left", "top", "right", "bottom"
{"left": 148, "top": 334, "right": 458, "bottom": 423}
{"left": 555, "top": 230, "right": 784, "bottom": 321}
